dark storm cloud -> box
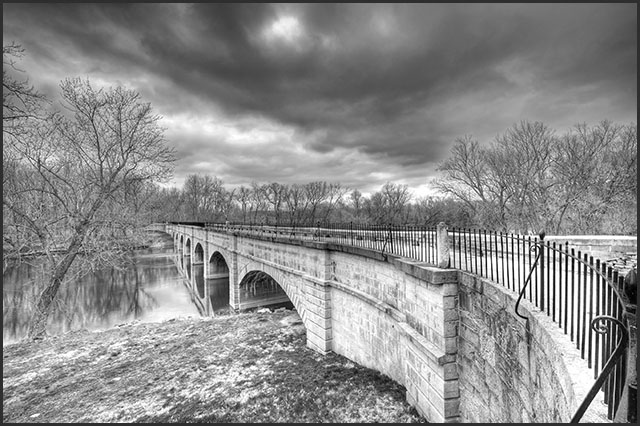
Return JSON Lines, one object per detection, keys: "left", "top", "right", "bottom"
{"left": 3, "top": 3, "right": 636, "bottom": 195}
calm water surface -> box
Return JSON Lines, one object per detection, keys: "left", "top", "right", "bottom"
{"left": 2, "top": 233, "right": 213, "bottom": 346}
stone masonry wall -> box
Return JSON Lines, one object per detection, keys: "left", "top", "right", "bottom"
{"left": 457, "top": 270, "right": 609, "bottom": 423}
{"left": 329, "top": 249, "right": 460, "bottom": 422}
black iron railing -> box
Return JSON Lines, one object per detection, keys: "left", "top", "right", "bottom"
{"left": 449, "top": 228, "right": 632, "bottom": 421}
{"left": 203, "top": 221, "right": 440, "bottom": 266}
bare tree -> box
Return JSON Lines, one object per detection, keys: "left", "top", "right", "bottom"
{"left": 263, "top": 182, "right": 287, "bottom": 224}
{"left": 3, "top": 43, "right": 51, "bottom": 271}
{"left": 380, "top": 181, "right": 412, "bottom": 224}
{"left": 363, "top": 192, "right": 385, "bottom": 224}
{"left": 303, "top": 181, "right": 329, "bottom": 224}
{"left": 491, "top": 120, "right": 556, "bottom": 232}
{"left": 434, "top": 122, "right": 556, "bottom": 231}
{"left": 320, "top": 183, "right": 348, "bottom": 222}
{"left": 3, "top": 43, "right": 47, "bottom": 135}
{"left": 283, "top": 183, "right": 307, "bottom": 226}
{"left": 146, "top": 185, "right": 184, "bottom": 222}
{"left": 433, "top": 134, "right": 489, "bottom": 223}
{"left": 412, "top": 196, "right": 444, "bottom": 226}
{"left": 181, "top": 174, "right": 230, "bottom": 222}
{"left": 218, "top": 187, "right": 236, "bottom": 221}
{"left": 434, "top": 120, "right": 636, "bottom": 234}
{"left": 249, "top": 181, "right": 268, "bottom": 223}
{"left": 3, "top": 77, "right": 176, "bottom": 339}
{"left": 236, "top": 185, "right": 252, "bottom": 223}
{"left": 348, "top": 189, "right": 364, "bottom": 221}
{"left": 551, "top": 120, "right": 637, "bottom": 234}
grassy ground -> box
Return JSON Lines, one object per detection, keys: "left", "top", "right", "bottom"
{"left": 3, "top": 308, "right": 426, "bottom": 423}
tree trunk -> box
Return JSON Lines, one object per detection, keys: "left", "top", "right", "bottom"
{"left": 26, "top": 273, "right": 64, "bottom": 340}
{"left": 26, "top": 221, "right": 91, "bottom": 340}
{"left": 26, "top": 251, "right": 78, "bottom": 339}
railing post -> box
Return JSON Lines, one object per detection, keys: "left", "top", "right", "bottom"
{"left": 539, "top": 232, "right": 545, "bottom": 312}
{"left": 614, "top": 268, "right": 637, "bottom": 423}
{"left": 350, "top": 221, "right": 353, "bottom": 246}
{"left": 436, "top": 222, "right": 450, "bottom": 268}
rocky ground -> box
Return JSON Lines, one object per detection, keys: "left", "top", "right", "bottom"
{"left": 3, "top": 308, "right": 426, "bottom": 423}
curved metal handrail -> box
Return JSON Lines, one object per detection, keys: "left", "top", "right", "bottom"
{"left": 570, "top": 316, "right": 629, "bottom": 423}
{"left": 514, "top": 239, "right": 543, "bottom": 320}
{"left": 511, "top": 232, "right": 631, "bottom": 421}
{"left": 513, "top": 235, "right": 629, "bottom": 320}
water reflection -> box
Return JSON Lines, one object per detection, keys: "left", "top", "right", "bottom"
{"left": 194, "top": 263, "right": 205, "bottom": 298}
{"left": 238, "top": 271, "right": 290, "bottom": 310}
{"left": 208, "top": 277, "right": 230, "bottom": 313}
{"left": 185, "top": 255, "right": 191, "bottom": 279}
{"left": 2, "top": 233, "right": 200, "bottom": 346}
{"left": 175, "top": 256, "right": 231, "bottom": 316}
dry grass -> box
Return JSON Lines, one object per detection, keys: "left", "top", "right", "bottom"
{"left": 3, "top": 309, "right": 426, "bottom": 423}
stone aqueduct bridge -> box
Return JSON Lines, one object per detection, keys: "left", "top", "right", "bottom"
{"left": 152, "top": 222, "right": 611, "bottom": 423}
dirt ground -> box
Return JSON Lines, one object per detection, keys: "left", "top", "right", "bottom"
{"left": 3, "top": 309, "right": 426, "bottom": 423}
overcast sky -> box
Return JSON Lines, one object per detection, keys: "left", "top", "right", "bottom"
{"left": 3, "top": 3, "right": 637, "bottom": 197}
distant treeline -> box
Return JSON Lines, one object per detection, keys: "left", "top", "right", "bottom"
{"left": 142, "top": 120, "right": 636, "bottom": 236}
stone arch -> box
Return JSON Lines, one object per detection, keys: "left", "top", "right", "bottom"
{"left": 194, "top": 242, "right": 204, "bottom": 264}
{"left": 184, "top": 238, "right": 192, "bottom": 279}
{"left": 237, "top": 262, "right": 309, "bottom": 330}
{"left": 192, "top": 258, "right": 205, "bottom": 299}
{"left": 209, "top": 251, "right": 230, "bottom": 276}
{"left": 177, "top": 235, "right": 185, "bottom": 269}
{"left": 208, "top": 251, "right": 230, "bottom": 313}
{"left": 239, "top": 271, "right": 292, "bottom": 310}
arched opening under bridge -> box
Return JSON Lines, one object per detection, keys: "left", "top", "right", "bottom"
{"left": 193, "top": 243, "right": 205, "bottom": 298}
{"left": 194, "top": 243, "right": 204, "bottom": 264}
{"left": 238, "top": 271, "right": 293, "bottom": 311}
{"left": 178, "top": 235, "right": 184, "bottom": 269}
{"left": 208, "top": 252, "right": 230, "bottom": 313}
{"left": 184, "top": 238, "right": 192, "bottom": 279}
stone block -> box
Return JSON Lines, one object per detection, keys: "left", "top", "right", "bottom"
{"left": 443, "top": 361, "right": 459, "bottom": 380}
{"left": 306, "top": 336, "right": 332, "bottom": 354}
{"left": 459, "top": 324, "right": 480, "bottom": 348}
{"left": 444, "top": 336, "right": 457, "bottom": 354}
{"left": 442, "top": 320, "right": 458, "bottom": 338}
{"left": 482, "top": 280, "right": 505, "bottom": 307}
{"left": 443, "top": 295, "right": 458, "bottom": 309}
{"left": 443, "top": 307, "right": 458, "bottom": 322}
{"left": 444, "top": 397, "right": 460, "bottom": 418}
{"left": 407, "top": 385, "right": 444, "bottom": 423}
{"left": 443, "top": 379, "right": 460, "bottom": 399}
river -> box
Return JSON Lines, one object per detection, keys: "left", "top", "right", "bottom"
{"left": 2, "top": 232, "right": 221, "bottom": 346}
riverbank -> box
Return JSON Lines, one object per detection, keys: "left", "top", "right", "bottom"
{"left": 2, "top": 308, "right": 426, "bottom": 423}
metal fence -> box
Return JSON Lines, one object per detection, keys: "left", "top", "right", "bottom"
{"left": 205, "top": 221, "right": 440, "bottom": 265}
{"left": 448, "top": 227, "right": 631, "bottom": 421}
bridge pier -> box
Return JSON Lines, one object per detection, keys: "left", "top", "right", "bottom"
{"left": 230, "top": 234, "right": 240, "bottom": 310}
{"left": 303, "top": 279, "right": 333, "bottom": 354}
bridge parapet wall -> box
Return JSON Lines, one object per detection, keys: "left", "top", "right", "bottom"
{"left": 456, "top": 270, "right": 608, "bottom": 423}
{"left": 328, "top": 248, "right": 460, "bottom": 422}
